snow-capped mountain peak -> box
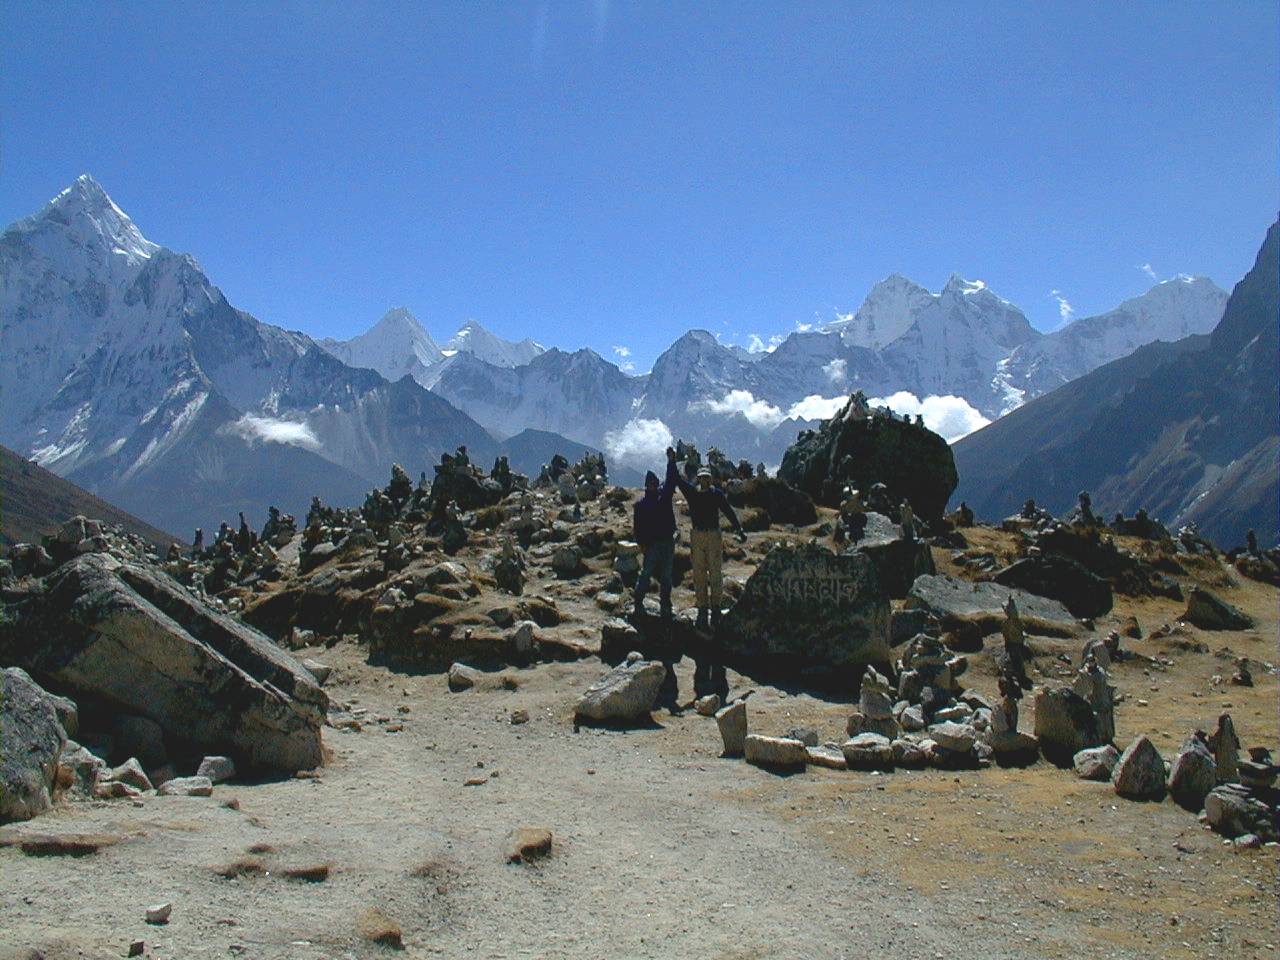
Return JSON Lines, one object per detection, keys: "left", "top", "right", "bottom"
{"left": 318, "top": 307, "right": 444, "bottom": 385}
{"left": 445, "top": 319, "right": 544, "bottom": 368}
{"left": 826, "top": 273, "right": 934, "bottom": 350}
{"left": 993, "top": 275, "right": 1228, "bottom": 411}
{"left": 28, "top": 174, "right": 159, "bottom": 266}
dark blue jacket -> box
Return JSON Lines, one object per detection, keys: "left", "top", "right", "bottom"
{"left": 632, "top": 459, "right": 679, "bottom": 546}
{"left": 673, "top": 470, "right": 742, "bottom": 533}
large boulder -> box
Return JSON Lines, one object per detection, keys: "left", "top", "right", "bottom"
{"left": 1, "top": 668, "right": 69, "bottom": 823}
{"left": 849, "top": 513, "right": 936, "bottom": 599}
{"left": 713, "top": 542, "right": 890, "bottom": 691}
{"left": 730, "top": 476, "right": 817, "bottom": 527}
{"left": 1181, "top": 588, "right": 1255, "bottom": 631}
{"left": 1167, "top": 735, "right": 1218, "bottom": 811}
{"left": 778, "top": 406, "right": 958, "bottom": 519}
{"left": 1033, "top": 686, "right": 1104, "bottom": 765}
{"left": 574, "top": 654, "right": 665, "bottom": 724}
{"left": 992, "top": 555, "right": 1112, "bottom": 619}
{"left": 0, "top": 554, "right": 326, "bottom": 772}
{"left": 1111, "top": 736, "right": 1167, "bottom": 801}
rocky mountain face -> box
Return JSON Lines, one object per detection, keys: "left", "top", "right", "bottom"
{"left": 952, "top": 220, "right": 1278, "bottom": 548}
{"left": 0, "top": 176, "right": 496, "bottom": 535}
{"left": 994, "top": 276, "right": 1228, "bottom": 406}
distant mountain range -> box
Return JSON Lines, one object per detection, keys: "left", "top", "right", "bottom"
{"left": 318, "top": 267, "right": 1226, "bottom": 467}
{"left": 0, "top": 175, "right": 1238, "bottom": 537}
{"left": 953, "top": 220, "right": 1278, "bottom": 547}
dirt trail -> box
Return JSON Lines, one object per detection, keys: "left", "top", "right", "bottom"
{"left": 3, "top": 523, "right": 1277, "bottom": 960}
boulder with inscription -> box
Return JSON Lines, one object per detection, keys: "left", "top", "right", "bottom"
{"left": 712, "top": 542, "right": 890, "bottom": 691}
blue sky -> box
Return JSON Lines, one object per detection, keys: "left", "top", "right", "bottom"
{"left": 3, "top": 2, "right": 1277, "bottom": 371}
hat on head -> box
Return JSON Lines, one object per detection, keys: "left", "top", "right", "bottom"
{"left": 696, "top": 467, "right": 713, "bottom": 479}
{"left": 644, "top": 470, "right": 659, "bottom": 486}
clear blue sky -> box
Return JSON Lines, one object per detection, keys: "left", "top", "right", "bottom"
{"left": 3, "top": 2, "right": 1277, "bottom": 370}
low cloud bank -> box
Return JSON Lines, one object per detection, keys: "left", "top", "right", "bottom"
{"left": 226, "top": 414, "right": 321, "bottom": 450}
{"left": 689, "top": 388, "right": 990, "bottom": 443}
{"left": 603, "top": 418, "right": 673, "bottom": 469}
{"left": 867, "top": 391, "right": 990, "bottom": 442}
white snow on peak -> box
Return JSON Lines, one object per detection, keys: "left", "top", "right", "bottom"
{"left": 318, "top": 307, "right": 445, "bottom": 386}
{"left": 17, "top": 174, "right": 160, "bottom": 266}
{"left": 825, "top": 273, "right": 935, "bottom": 350}
{"left": 445, "top": 320, "right": 545, "bottom": 368}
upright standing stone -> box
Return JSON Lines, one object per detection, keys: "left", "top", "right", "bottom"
{"left": 714, "top": 700, "right": 748, "bottom": 757}
{"left": 1112, "top": 736, "right": 1167, "bottom": 801}
{"left": 1207, "top": 713, "right": 1240, "bottom": 784}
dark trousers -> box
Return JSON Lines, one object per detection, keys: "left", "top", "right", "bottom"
{"left": 634, "top": 536, "right": 674, "bottom": 615}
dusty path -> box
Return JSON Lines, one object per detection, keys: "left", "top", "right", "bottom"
{"left": 3, "top": 642, "right": 1276, "bottom": 960}
{"left": 3, "top": 517, "right": 1277, "bottom": 960}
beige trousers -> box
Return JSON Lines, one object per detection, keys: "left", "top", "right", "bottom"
{"left": 689, "top": 529, "right": 723, "bottom": 609}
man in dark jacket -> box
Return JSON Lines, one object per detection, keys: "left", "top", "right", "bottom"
{"left": 632, "top": 450, "right": 680, "bottom": 618}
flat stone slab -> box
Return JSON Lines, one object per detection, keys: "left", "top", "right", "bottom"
{"left": 907, "top": 574, "right": 1077, "bottom": 635}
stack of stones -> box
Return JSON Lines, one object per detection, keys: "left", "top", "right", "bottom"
{"left": 840, "top": 632, "right": 1036, "bottom": 772}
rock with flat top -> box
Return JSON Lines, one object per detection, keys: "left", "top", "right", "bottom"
{"left": 157, "top": 775, "right": 213, "bottom": 797}
{"left": 744, "top": 735, "right": 808, "bottom": 769}
{"left": 842, "top": 733, "right": 894, "bottom": 770}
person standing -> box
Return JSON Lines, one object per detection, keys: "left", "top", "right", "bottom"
{"left": 671, "top": 452, "right": 746, "bottom": 630}
{"left": 632, "top": 452, "right": 680, "bottom": 619}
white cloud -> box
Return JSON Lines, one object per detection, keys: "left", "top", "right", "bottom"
{"left": 690, "top": 389, "right": 785, "bottom": 429}
{"left": 1049, "top": 290, "right": 1075, "bottom": 327}
{"left": 822, "top": 358, "right": 847, "bottom": 384}
{"left": 786, "top": 394, "right": 847, "bottom": 421}
{"left": 603, "top": 418, "right": 673, "bottom": 469}
{"left": 866, "top": 391, "right": 990, "bottom": 443}
{"left": 794, "top": 321, "right": 813, "bottom": 333}
{"left": 226, "top": 414, "right": 321, "bottom": 450}
{"left": 612, "top": 344, "right": 635, "bottom": 372}
{"left": 1138, "top": 263, "right": 1158, "bottom": 281}
{"left": 746, "top": 333, "right": 784, "bottom": 354}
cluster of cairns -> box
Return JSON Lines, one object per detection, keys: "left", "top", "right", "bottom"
{"left": 4, "top": 515, "right": 162, "bottom": 580}
{"left": 2, "top": 385, "right": 1275, "bottom": 856}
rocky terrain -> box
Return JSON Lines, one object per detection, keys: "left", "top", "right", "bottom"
{"left": 2, "top": 407, "right": 1276, "bottom": 960}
